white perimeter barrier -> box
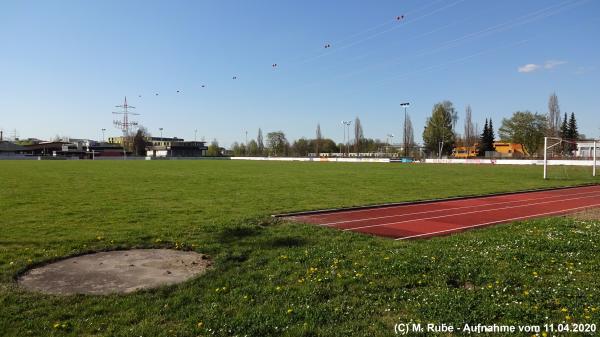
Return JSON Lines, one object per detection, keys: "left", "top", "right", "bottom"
{"left": 232, "top": 156, "right": 391, "bottom": 163}
{"left": 425, "top": 158, "right": 595, "bottom": 166}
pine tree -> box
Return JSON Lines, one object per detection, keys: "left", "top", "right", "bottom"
{"left": 565, "top": 112, "right": 579, "bottom": 155}
{"left": 567, "top": 112, "right": 578, "bottom": 140}
{"left": 559, "top": 113, "right": 568, "bottom": 138}
{"left": 478, "top": 119, "right": 489, "bottom": 156}
{"left": 487, "top": 119, "right": 496, "bottom": 152}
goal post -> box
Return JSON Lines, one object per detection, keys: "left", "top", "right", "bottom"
{"left": 543, "top": 137, "right": 598, "bottom": 180}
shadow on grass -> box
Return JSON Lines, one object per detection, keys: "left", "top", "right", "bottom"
{"left": 261, "top": 236, "right": 308, "bottom": 249}
{"left": 217, "top": 226, "right": 261, "bottom": 243}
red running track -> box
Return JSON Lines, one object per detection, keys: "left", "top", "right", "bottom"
{"left": 284, "top": 185, "right": 600, "bottom": 240}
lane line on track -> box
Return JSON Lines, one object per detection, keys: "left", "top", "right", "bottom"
{"left": 343, "top": 193, "right": 600, "bottom": 231}
{"left": 315, "top": 189, "right": 600, "bottom": 226}
{"left": 394, "top": 203, "right": 600, "bottom": 240}
{"left": 291, "top": 185, "right": 600, "bottom": 220}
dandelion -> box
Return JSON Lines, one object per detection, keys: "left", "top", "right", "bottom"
{"left": 523, "top": 290, "right": 529, "bottom": 296}
{"left": 155, "top": 238, "right": 162, "bottom": 243}
{"left": 565, "top": 315, "right": 571, "bottom": 321}
{"left": 9, "top": 262, "right": 14, "bottom": 266}
{"left": 276, "top": 286, "right": 281, "bottom": 291}
{"left": 287, "top": 309, "right": 293, "bottom": 314}
{"left": 561, "top": 308, "right": 568, "bottom": 312}
{"left": 53, "top": 323, "right": 60, "bottom": 329}
{"left": 532, "top": 271, "right": 538, "bottom": 277}
{"left": 197, "top": 322, "right": 203, "bottom": 328}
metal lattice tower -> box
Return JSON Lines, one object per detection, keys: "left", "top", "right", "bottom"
{"left": 112, "top": 96, "right": 139, "bottom": 136}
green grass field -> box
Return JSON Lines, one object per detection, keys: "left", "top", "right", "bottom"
{"left": 1, "top": 160, "right": 599, "bottom": 336}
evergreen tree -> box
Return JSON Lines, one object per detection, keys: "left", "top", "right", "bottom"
{"left": 567, "top": 112, "right": 578, "bottom": 140}
{"left": 478, "top": 119, "right": 488, "bottom": 156}
{"left": 565, "top": 112, "right": 579, "bottom": 155}
{"left": 559, "top": 113, "right": 568, "bottom": 138}
{"left": 487, "top": 119, "right": 496, "bottom": 151}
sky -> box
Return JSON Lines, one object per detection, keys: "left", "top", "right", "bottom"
{"left": 0, "top": 0, "right": 599, "bottom": 146}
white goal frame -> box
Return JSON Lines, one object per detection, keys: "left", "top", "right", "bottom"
{"left": 543, "top": 137, "right": 597, "bottom": 179}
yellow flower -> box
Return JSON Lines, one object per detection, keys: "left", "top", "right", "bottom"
{"left": 523, "top": 290, "right": 529, "bottom": 296}
{"left": 542, "top": 332, "right": 548, "bottom": 337}
{"left": 565, "top": 315, "right": 571, "bottom": 320}
{"left": 197, "top": 322, "right": 203, "bottom": 328}
{"left": 287, "top": 309, "right": 293, "bottom": 314}
{"left": 9, "top": 262, "right": 14, "bottom": 266}
{"left": 561, "top": 308, "right": 568, "bottom": 312}
{"left": 53, "top": 323, "right": 60, "bottom": 329}
{"left": 532, "top": 271, "right": 538, "bottom": 277}
{"left": 276, "top": 286, "right": 281, "bottom": 291}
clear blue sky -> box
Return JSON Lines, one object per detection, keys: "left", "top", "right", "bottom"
{"left": 1, "top": 0, "right": 598, "bottom": 146}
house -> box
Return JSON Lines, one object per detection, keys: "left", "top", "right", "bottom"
{"left": 576, "top": 141, "right": 599, "bottom": 158}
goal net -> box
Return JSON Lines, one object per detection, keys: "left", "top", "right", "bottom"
{"left": 543, "top": 137, "right": 598, "bottom": 180}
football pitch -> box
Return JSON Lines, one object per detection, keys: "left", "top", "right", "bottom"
{"left": 1, "top": 160, "right": 599, "bottom": 336}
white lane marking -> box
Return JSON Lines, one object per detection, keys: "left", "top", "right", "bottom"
{"left": 294, "top": 185, "right": 600, "bottom": 221}
{"left": 317, "top": 190, "right": 600, "bottom": 226}
{"left": 394, "top": 203, "right": 600, "bottom": 240}
{"left": 343, "top": 193, "right": 600, "bottom": 231}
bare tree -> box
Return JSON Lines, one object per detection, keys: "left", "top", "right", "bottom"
{"left": 354, "top": 117, "right": 363, "bottom": 154}
{"left": 315, "top": 123, "right": 322, "bottom": 156}
{"left": 463, "top": 105, "right": 475, "bottom": 147}
{"left": 257, "top": 128, "right": 264, "bottom": 155}
{"left": 548, "top": 92, "right": 561, "bottom": 137}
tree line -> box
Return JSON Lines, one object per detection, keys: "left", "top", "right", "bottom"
{"left": 422, "top": 93, "right": 581, "bottom": 158}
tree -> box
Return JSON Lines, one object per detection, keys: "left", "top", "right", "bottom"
{"left": 559, "top": 113, "right": 569, "bottom": 155}
{"left": 247, "top": 139, "right": 259, "bottom": 156}
{"left": 231, "top": 142, "right": 247, "bottom": 156}
{"left": 266, "top": 131, "right": 288, "bottom": 156}
{"left": 257, "top": 128, "right": 264, "bottom": 155}
{"left": 313, "top": 138, "right": 338, "bottom": 153}
{"left": 354, "top": 117, "right": 364, "bottom": 154}
{"left": 207, "top": 139, "right": 221, "bottom": 156}
{"left": 440, "top": 100, "right": 458, "bottom": 131}
{"left": 547, "top": 92, "right": 561, "bottom": 137}
{"left": 499, "top": 111, "right": 547, "bottom": 157}
{"left": 422, "top": 102, "right": 456, "bottom": 157}
{"left": 564, "top": 112, "right": 579, "bottom": 155}
{"left": 315, "top": 123, "right": 322, "bottom": 156}
{"left": 132, "top": 127, "right": 149, "bottom": 156}
{"left": 463, "top": 105, "right": 476, "bottom": 147}
{"left": 478, "top": 118, "right": 496, "bottom": 156}
{"left": 567, "top": 112, "right": 579, "bottom": 140}
{"left": 291, "top": 138, "right": 310, "bottom": 156}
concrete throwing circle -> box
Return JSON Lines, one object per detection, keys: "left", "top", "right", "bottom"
{"left": 18, "top": 249, "right": 211, "bottom": 295}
